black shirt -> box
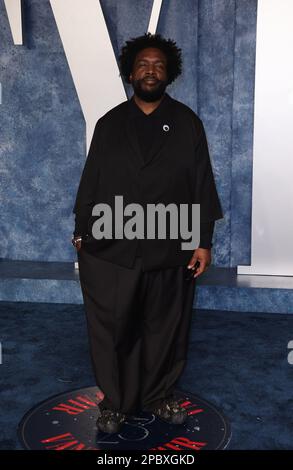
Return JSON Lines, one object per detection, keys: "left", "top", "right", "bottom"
{"left": 128, "top": 94, "right": 215, "bottom": 256}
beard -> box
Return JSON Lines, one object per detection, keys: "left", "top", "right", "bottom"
{"left": 131, "top": 78, "right": 168, "bottom": 102}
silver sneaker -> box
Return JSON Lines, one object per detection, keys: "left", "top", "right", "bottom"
{"left": 146, "top": 397, "right": 188, "bottom": 425}
{"left": 96, "top": 408, "right": 126, "bottom": 434}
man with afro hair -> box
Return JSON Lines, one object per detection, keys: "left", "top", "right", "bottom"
{"left": 72, "top": 33, "right": 223, "bottom": 434}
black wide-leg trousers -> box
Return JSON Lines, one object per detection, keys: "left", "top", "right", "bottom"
{"left": 77, "top": 247, "right": 196, "bottom": 415}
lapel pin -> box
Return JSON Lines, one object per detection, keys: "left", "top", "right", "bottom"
{"left": 163, "top": 124, "right": 169, "bottom": 132}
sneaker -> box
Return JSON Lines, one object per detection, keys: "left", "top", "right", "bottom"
{"left": 145, "top": 397, "right": 188, "bottom": 425}
{"left": 96, "top": 408, "right": 126, "bottom": 434}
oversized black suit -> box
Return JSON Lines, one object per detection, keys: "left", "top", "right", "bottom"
{"left": 73, "top": 92, "right": 223, "bottom": 414}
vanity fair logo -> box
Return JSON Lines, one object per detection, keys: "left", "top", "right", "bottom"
{"left": 91, "top": 195, "right": 200, "bottom": 250}
{"left": 18, "top": 386, "right": 231, "bottom": 450}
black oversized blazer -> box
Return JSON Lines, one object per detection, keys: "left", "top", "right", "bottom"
{"left": 73, "top": 92, "right": 224, "bottom": 271}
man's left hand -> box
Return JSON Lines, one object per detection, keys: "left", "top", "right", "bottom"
{"left": 187, "top": 248, "right": 211, "bottom": 279}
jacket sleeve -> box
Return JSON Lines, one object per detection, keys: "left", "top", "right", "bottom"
{"left": 194, "top": 119, "right": 224, "bottom": 224}
{"left": 72, "top": 120, "right": 101, "bottom": 237}
{"left": 199, "top": 220, "right": 215, "bottom": 249}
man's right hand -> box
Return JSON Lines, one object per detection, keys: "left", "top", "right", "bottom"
{"left": 75, "top": 239, "right": 82, "bottom": 251}
{"left": 72, "top": 236, "right": 82, "bottom": 251}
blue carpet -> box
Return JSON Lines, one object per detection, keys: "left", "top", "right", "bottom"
{"left": 0, "top": 301, "right": 292, "bottom": 450}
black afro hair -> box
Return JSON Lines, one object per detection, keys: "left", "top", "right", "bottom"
{"left": 118, "top": 32, "right": 182, "bottom": 85}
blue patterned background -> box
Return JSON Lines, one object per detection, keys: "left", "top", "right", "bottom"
{"left": 0, "top": 0, "right": 257, "bottom": 266}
